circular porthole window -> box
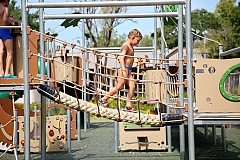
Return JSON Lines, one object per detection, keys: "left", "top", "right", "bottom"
{"left": 219, "top": 63, "right": 240, "bottom": 102}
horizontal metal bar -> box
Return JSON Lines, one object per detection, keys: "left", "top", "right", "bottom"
{"left": 165, "top": 47, "right": 178, "bottom": 58}
{"left": 90, "top": 50, "right": 153, "bottom": 53}
{"left": 27, "top": 0, "right": 186, "bottom": 8}
{"left": 0, "top": 26, "right": 22, "bottom": 28}
{"left": 220, "top": 47, "right": 240, "bottom": 57}
{"left": 90, "top": 47, "right": 155, "bottom": 50}
{"left": 0, "top": 85, "right": 24, "bottom": 90}
{"left": 44, "top": 12, "right": 178, "bottom": 20}
{"left": 194, "top": 120, "right": 240, "bottom": 125}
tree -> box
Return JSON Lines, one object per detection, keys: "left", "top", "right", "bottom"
{"left": 64, "top": 0, "right": 136, "bottom": 70}
{"left": 8, "top": 0, "right": 39, "bottom": 31}
{"left": 213, "top": 0, "right": 240, "bottom": 58}
{"left": 105, "top": 31, "right": 127, "bottom": 47}
{"left": 191, "top": 9, "right": 219, "bottom": 37}
{"left": 65, "top": 0, "right": 132, "bottom": 49}
{"left": 139, "top": 35, "right": 153, "bottom": 47}
{"left": 190, "top": 9, "right": 219, "bottom": 58}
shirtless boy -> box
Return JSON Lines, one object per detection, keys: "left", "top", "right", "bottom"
{"left": 99, "top": 29, "right": 142, "bottom": 112}
{"left": 0, "top": 0, "right": 16, "bottom": 78}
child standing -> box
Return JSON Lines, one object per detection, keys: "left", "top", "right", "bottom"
{"left": 0, "top": 0, "right": 16, "bottom": 78}
{"left": 99, "top": 29, "right": 142, "bottom": 112}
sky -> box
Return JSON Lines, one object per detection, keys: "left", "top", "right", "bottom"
{"left": 16, "top": 0, "right": 222, "bottom": 45}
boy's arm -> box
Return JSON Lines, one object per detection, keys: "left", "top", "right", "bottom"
{"left": 118, "top": 45, "right": 128, "bottom": 71}
{"left": 2, "top": 7, "right": 9, "bottom": 25}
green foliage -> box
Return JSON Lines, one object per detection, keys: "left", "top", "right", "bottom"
{"left": 139, "top": 34, "right": 153, "bottom": 47}
{"left": 27, "top": 10, "right": 39, "bottom": 31}
{"left": 15, "top": 102, "right": 41, "bottom": 111}
{"left": 210, "top": 0, "right": 240, "bottom": 58}
{"left": 93, "top": 94, "right": 154, "bottom": 112}
{"left": 15, "top": 103, "right": 67, "bottom": 116}
{"left": 8, "top": 0, "right": 21, "bottom": 20}
{"left": 8, "top": 0, "right": 39, "bottom": 30}
{"left": 48, "top": 107, "right": 67, "bottom": 116}
{"left": 191, "top": 9, "right": 219, "bottom": 36}
{"left": 97, "top": 29, "right": 127, "bottom": 47}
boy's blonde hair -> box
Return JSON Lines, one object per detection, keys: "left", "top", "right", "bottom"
{"left": 128, "top": 29, "right": 142, "bottom": 39}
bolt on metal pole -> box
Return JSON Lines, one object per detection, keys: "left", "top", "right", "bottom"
{"left": 178, "top": 4, "right": 185, "bottom": 160}
{"left": 21, "top": 0, "right": 30, "bottom": 159}
{"left": 186, "top": 0, "right": 195, "bottom": 159}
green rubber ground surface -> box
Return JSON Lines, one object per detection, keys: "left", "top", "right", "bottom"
{"left": 1, "top": 122, "right": 240, "bottom": 160}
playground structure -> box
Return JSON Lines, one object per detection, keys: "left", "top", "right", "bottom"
{"left": 0, "top": 0, "right": 239, "bottom": 160}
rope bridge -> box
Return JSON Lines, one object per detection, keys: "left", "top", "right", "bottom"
{"left": 32, "top": 30, "right": 186, "bottom": 126}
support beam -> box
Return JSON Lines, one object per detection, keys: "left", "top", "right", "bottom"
{"left": 219, "top": 47, "right": 240, "bottom": 57}
{"left": 186, "top": 0, "right": 195, "bottom": 159}
{"left": 165, "top": 47, "right": 178, "bottom": 58}
{"left": 27, "top": 0, "right": 186, "bottom": 8}
{"left": 44, "top": 12, "right": 178, "bottom": 20}
{"left": 21, "top": 0, "right": 30, "bottom": 159}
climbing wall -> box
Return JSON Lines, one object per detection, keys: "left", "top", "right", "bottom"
{"left": 18, "top": 115, "right": 67, "bottom": 153}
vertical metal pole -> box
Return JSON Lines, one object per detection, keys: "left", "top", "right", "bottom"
{"left": 34, "top": 105, "right": 38, "bottom": 140}
{"left": 153, "top": 6, "right": 157, "bottom": 67}
{"left": 178, "top": 5, "right": 185, "bottom": 160}
{"left": 82, "top": 8, "right": 87, "bottom": 132}
{"left": 52, "top": 39, "right": 57, "bottom": 116}
{"left": 203, "top": 51, "right": 208, "bottom": 140}
{"left": 114, "top": 121, "right": 119, "bottom": 153}
{"left": 186, "top": 0, "right": 195, "bottom": 159}
{"left": 165, "top": 47, "right": 172, "bottom": 153}
{"left": 221, "top": 125, "right": 227, "bottom": 152}
{"left": 219, "top": 45, "right": 223, "bottom": 59}
{"left": 203, "top": 52, "right": 207, "bottom": 59}
{"left": 86, "top": 39, "right": 90, "bottom": 129}
{"left": 160, "top": 6, "right": 165, "bottom": 61}
{"left": 39, "top": 0, "right": 46, "bottom": 159}
{"left": 77, "top": 111, "right": 81, "bottom": 140}
{"left": 21, "top": 0, "right": 30, "bottom": 159}
{"left": 46, "top": 39, "right": 51, "bottom": 110}
{"left": 212, "top": 124, "right": 216, "bottom": 145}
{"left": 160, "top": 5, "right": 172, "bottom": 153}
{"left": 205, "top": 125, "right": 208, "bottom": 139}
{"left": 14, "top": 109, "right": 18, "bottom": 158}
{"left": 67, "top": 109, "right": 71, "bottom": 153}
